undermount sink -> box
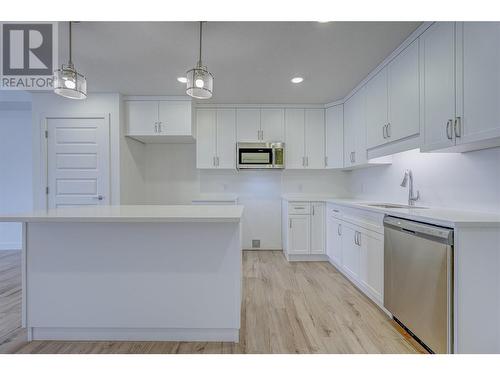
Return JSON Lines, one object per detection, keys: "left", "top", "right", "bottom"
{"left": 364, "top": 203, "right": 429, "bottom": 209}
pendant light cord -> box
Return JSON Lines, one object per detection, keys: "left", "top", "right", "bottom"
{"left": 198, "top": 21, "right": 203, "bottom": 66}
{"left": 68, "top": 21, "right": 73, "bottom": 66}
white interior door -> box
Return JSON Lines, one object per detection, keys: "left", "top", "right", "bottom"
{"left": 47, "top": 116, "right": 110, "bottom": 208}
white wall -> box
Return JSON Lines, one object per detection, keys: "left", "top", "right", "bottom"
{"left": 139, "top": 143, "right": 350, "bottom": 249}
{"left": 0, "top": 98, "right": 33, "bottom": 250}
{"left": 349, "top": 148, "right": 500, "bottom": 213}
{"left": 31, "top": 93, "right": 122, "bottom": 208}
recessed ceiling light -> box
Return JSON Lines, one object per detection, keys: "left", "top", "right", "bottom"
{"left": 177, "top": 77, "right": 187, "bottom": 83}
{"left": 291, "top": 77, "right": 304, "bottom": 84}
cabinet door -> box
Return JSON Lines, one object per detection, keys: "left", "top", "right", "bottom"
{"left": 353, "top": 87, "right": 367, "bottom": 166}
{"left": 285, "top": 109, "right": 305, "bottom": 169}
{"left": 421, "top": 22, "right": 456, "bottom": 151}
{"left": 459, "top": 22, "right": 500, "bottom": 144}
{"left": 288, "top": 214, "right": 310, "bottom": 255}
{"left": 196, "top": 109, "right": 217, "bottom": 169}
{"left": 343, "top": 96, "right": 356, "bottom": 168}
{"left": 325, "top": 105, "right": 343, "bottom": 169}
{"left": 341, "top": 224, "right": 360, "bottom": 280}
{"left": 388, "top": 38, "right": 420, "bottom": 143}
{"left": 125, "top": 101, "right": 158, "bottom": 135}
{"left": 305, "top": 109, "right": 326, "bottom": 169}
{"left": 310, "top": 202, "right": 325, "bottom": 254}
{"left": 261, "top": 108, "right": 284, "bottom": 141}
{"left": 216, "top": 109, "right": 237, "bottom": 169}
{"left": 236, "top": 108, "right": 260, "bottom": 142}
{"left": 359, "top": 230, "right": 384, "bottom": 303}
{"left": 326, "top": 215, "right": 342, "bottom": 266}
{"left": 365, "top": 66, "right": 389, "bottom": 149}
{"left": 158, "top": 101, "right": 192, "bottom": 135}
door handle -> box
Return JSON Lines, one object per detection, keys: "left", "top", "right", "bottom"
{"left": 93, "top": 195, "right": 104, "bottom": 201}
{"left": 446, "top": 119, "right": 453, "bottom": 140}
{"left": 454, "top": 116, "right": 461, "bottom": 138}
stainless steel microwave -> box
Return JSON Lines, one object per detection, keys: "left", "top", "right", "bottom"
{"left": 237, "top": 142, "right": 285, "bottom": 169}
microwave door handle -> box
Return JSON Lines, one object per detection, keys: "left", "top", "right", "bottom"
{"left": 272, "top": 147, "right": 275, "bottom": 168}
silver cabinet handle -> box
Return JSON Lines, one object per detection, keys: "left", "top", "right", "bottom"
{"left": 294, "top": 207, "right": 305, "bottom": 210}
{"left": 289, "top": 218, "right": 292, "bottom": 229}
{"left": 93, "top": 195, "right": 104, "bottom": 201}
{"left": 337, "top": 224, "right": 342, "bottom": 236}
{"left": 446, "top": 119, "right": 453, "bottom": 140}
{"left": 213, "top": 156, "right": 216, "bottom": 167}
{"left": 302, "top": 156, "right": 305, "bottom": 167}
{"left": 325, "top": 156, "right": 328, "bottom": 167}
{"left": 158, "top": 122, "right": 162, "bottom": 133}
{"left": 383, "top": 124, "right": 387, "bottom": 139}
{"left": 260, "top": 130, "right": 264, "bottom": 140}
{"left": 216, "top": 156, "right": 220, "bottom": 166}
{"left": 154, "top": 122, "right": 158, "bottom": 133}
{"left": 354, "top": 232, "right": 358, "bottom": 245}
{"left": 332, "top": 209, "right": 339, "bottom": 213}
{"left": 386, "top": 123, "right": 391, "bottom": 138}
{"left": 305, "top": 156, "right": 309, "bottom": 167}
{"left": 358, "top": 232, "right": 361, "bottom": 246}
{"left": 312, "top": 205, "right": 315, "bottom": 216}
{"left": 454, "top": 116, "right": 461, "bottom": 138}
{"left": 352, "top": 151, "right": 356, "bottom": 163}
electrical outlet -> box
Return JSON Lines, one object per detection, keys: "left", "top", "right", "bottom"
{"left": 252, "top": 239, "right": 261, "bottom": 248}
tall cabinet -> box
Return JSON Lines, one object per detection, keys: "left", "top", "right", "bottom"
{"left": 325, "top": 105, "right": 344, "bottom": 168}
{"left": 196, "top": 108, "right": 236, "bottom": 169}
{"left": 343, "top": 87, "right": 367, "bottom": 168}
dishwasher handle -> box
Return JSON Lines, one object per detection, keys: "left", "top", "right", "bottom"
{"left": 384, "top": 216, "right": 453, "bottom": 245}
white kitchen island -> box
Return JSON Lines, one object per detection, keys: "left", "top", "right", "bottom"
{"left": 0, "top": 205, "right": 244, "bottom": 342}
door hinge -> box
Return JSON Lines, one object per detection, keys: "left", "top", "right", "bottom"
{"left": 45, "top": 186, "right": 49, "bottom": 195}
{"left": 44, "top": 130, "right": 48, "bottom": 138}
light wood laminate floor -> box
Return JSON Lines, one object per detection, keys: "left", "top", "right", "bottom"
{"left": 0, "top": 250, "right": 421, "bottom": 354}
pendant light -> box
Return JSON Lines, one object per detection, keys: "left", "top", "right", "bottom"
{"left": 53, "top": 21, "right": 87, "bottom": 100}
{"left": 186, "top": 21, "right": 214, "bottom": 99}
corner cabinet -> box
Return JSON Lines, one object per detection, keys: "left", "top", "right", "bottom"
{"left": 125, "top": 97, "right": 194, "bottom": 143}
{"left": 326, "top": 203, "right": 384, "bottom": 307}
{"left": 196, "top": 108, "right": 236, "bottom": 169}
{"left": 343, "top": 87, "right": 368, "bottom": 168}
{"left": 282, "top": 201, "right": 326, "bottom": 261}
{"left": 325, "top": 105, "right": 344, "bottom": 169}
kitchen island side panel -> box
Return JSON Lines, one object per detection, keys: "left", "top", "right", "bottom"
{"left": 26, "top": 221, "right": 241, "bottom": 341}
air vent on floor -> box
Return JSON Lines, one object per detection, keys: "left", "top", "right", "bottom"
{"left": 252, "top": 240, "right": 261, "bottom": 249}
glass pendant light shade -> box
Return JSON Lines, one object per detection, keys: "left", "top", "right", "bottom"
{"left": 186, "top": 63, "right": 213, "bottom": 99}
{"left": 186, "top": 22, "right": 214, "bottom": 99}
{"left": 54, "top": 22, "right": 87, "bottom": 100}
{"left": 54, "top": 64, "right": 87, "bottom": 99}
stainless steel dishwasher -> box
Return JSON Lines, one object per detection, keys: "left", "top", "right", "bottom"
{"left": 384, "top": 216, "right": 454, "bottom": 354}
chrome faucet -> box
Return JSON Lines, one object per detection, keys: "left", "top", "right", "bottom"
{"left": 400, "top": 169, "right": 420, "bottom": 206}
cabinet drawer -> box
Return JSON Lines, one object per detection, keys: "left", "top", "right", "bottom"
{"left": 288, "top": 202, "right": 311, "bottom": 214}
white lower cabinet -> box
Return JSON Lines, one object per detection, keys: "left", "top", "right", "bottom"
{"left": 326, "top": 203, "right": 385, "bottom": 307}
{"left": 288, "top": 214, "right": 311, "bottom": 255}
{"left": 283, "top": 201, "right": 326, "bottom": 260}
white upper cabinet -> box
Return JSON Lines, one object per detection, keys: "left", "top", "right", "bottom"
{"left": 125, "top": 98, "right": 193, "bottom": 143}
{"left": 387, "top": 39, "right": 420, "bottom": 143}
{"left": 196, "top": 108, "right": 236, "bottom": 169}
{"left": 305, "top": 109, "right": 326, "bottom": 169}
{"left": 420, "top": 22, "right": 457, "bottom": 151}
{"left": 365, "top": 67, "right": 388, "bottom": 149}
{"left": 344, "top": 87, "right": 367, "bottom": 167}
{"left": 325, "top": 105, "right": 344, "bottom": 169}
{"left": 126, "top": 101, "right": 159, "bottom": 135}
{"left": 457, "top": 22, "right": 500, "bottom": 148}
{"left": 196, "top": 109, "right": 217, "bottom": 169}
{"left": 261, "top": 108, "right": 284, "bottom": 141}
{"left": 236, "top": 108, "right": 260, "bottom": 142}
{"left": 285, "top": 109, "right": 306, "bottom": 169}
{"left": 216, "top": 109, "right": 237, "bottom": 169}
{"left": 158, "top": 101, "right": 193, "bottom": 135}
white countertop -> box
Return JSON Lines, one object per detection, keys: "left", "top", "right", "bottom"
{"left": 0, "top": 205, "right": 244, "bottom": 223}
{"left": 282, "top": 195, "right": 500, "bottom": 228}
{"left": 191, "top": 193, "right": 239, "bottom": 202}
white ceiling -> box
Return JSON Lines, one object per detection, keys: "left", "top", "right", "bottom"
{"left": 61, "top": 22, "right": 421, "bottom": 104}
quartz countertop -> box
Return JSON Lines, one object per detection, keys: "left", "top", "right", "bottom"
{"left": 282, "top": 195, "right": 500, "bottom": 228}
{"left": 0, "top": 205, "right": 244, "bottom": 223}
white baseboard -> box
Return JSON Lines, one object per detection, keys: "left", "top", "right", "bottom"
{"left": 31, "top": 327, "right": 240, "bottom": 343}
{"left": 0, "top": 242, "right": 21, "bottom": 251}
